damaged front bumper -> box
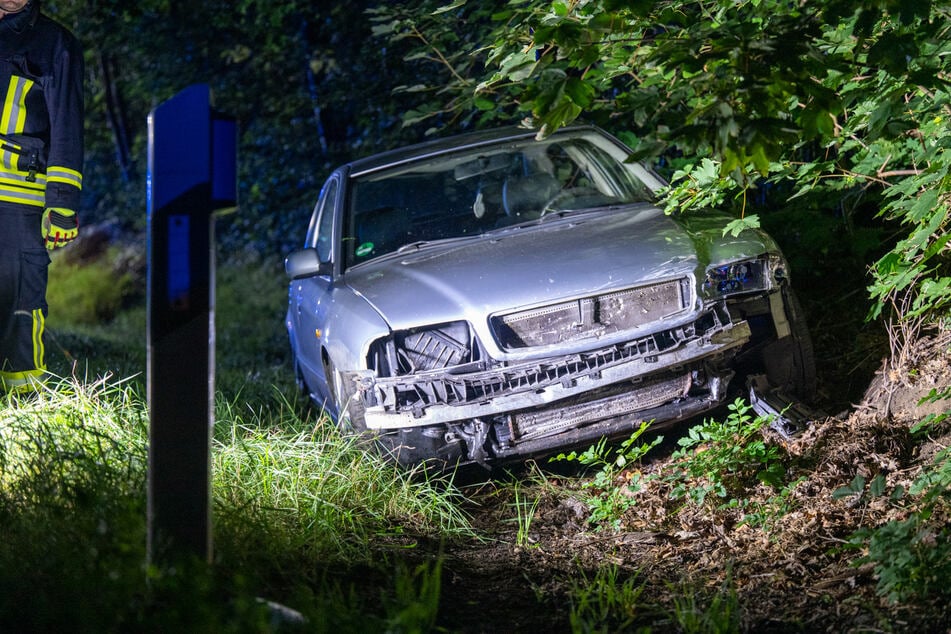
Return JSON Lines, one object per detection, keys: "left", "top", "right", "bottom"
{"left": 360, "top": 308, "right": 752, "bottom": 431}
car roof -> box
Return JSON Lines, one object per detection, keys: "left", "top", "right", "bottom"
{"left": 347, "top": 124, "right": 603, "bottom": 178}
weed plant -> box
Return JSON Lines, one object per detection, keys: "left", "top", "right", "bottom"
{"left": 664, "top": 399, "right": 786, "bottom": 506}
{"left": 844, "top": 430, "right": 951, "bottom": 603}
{"left": 553, "top": 402, "right": 801, "bottom": 534}
{"left": 551, "top": 421, "right": 663, "bottom": 531}
{"left": 507, "top": 480, "right": 541, "bottom": 548}
{"left": 567, "top": 565, "right": 646, "bottom": 633}
{"left": 666, "top": 575, "right": 741, "bottom": 634}
{"left": 852, "top": 512, "right": 951, "bottom": 604}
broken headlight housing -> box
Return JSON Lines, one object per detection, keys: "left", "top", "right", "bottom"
{"left": 702, "top": 255, "right": 787, "bottom": 299}
{"left": 367, "top": 321, "right": 479, "bottom": 377}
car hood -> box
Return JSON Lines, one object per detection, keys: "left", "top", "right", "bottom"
{"left": 343, "top": 205, "right": 771, "bottom": 332}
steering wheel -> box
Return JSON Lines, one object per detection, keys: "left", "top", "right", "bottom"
{"left": 541, "top": 187, "right": 603, "bottom": 216}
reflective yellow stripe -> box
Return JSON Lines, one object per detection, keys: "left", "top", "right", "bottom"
{"left": 32, "top": 308, "right": 46, "bottom": 371}
{"left": 0, "top": 189, "right": 44, "bottom": 206}
{"left": 1, "top": 139, "right": 18, "bottom": 171}
{"left": 0, "top": 368, "right": 46, "bottom": 393}
{"left": 0, "top": 171, "right": 46, "bottom": 189}
{"left": 0, "top": 192, "right": 44, "bottom": 206}
{"left": 1, "top": 76, "right": 33, "bottom": 135}
{"left": 0, "top": 310, "right": 47, "bottom": 393}
{"left": 0, "top": 169, "right": 46, "bottom": 205}
{"left": 46, "top": 165, "right": 82, "bottom": 190}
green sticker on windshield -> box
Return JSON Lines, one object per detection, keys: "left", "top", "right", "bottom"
{"left": 356, "top": 242, "right": 374, "bottom": 257}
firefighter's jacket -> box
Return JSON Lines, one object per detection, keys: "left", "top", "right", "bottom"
{"left": 0, "top": 1, "right": 83, "bottom": 212}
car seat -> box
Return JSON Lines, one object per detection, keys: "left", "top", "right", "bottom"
{"left": 501, "top": 172, "right": 561, "bottom": 219}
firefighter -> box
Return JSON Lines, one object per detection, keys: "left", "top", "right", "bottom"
{"left": 0, "top": 0, "right": 83, "bottom": 394}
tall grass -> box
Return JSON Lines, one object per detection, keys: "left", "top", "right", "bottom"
{"left": 0, "top": 375, "right": 149, "bottom": 631}
{"left": 0, "top": 375, "right": 471, "bottom": 631}
{"left": 212, "top": 393, "right": 473, "bottom": 580}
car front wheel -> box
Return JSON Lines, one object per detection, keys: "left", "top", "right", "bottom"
{"left": 325, "top": 360, "right": 368, "bottom": 433}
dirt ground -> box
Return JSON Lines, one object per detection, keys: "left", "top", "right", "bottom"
{"left": 423, "top": 330, "right": 951, "bottom": 633}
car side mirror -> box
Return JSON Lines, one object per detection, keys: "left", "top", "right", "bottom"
{"left": 285, "top": 248, "right": 332, "bottom": 279}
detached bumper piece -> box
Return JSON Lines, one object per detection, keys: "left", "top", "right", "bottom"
{"left": 747, "top": 374, "right": 823, "bottom": 438}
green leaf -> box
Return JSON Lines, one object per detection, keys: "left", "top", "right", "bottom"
{"left": 722, "top": 215, "right": 761, "bottom": 238}
{"left": 536, "top": 98, "right": 583, "bottom": 135}
{"left": 751, "top": 143, "right": 770, "bottom": 176}
{"left": 833, "top": 474, "right": 866, "bottom": 500}
{"left": 564, "top": 76, "right": 595, "bottom": 108}
{"left": 474, "top": 96, "right": 496, "bottom": 111}
{"left": 757, "top": 463, "right": 785, "bottom": 488}
{"left": 906, "top": 189, "right": 939, "bottom": 223}
{"left": 432, "top": 0, "right": 466, "bottom": 16}
{"left": 498, "top": 50, "right": 539, "bottom": 82}
{"left": 869, "top": 474, "right": 888, "bottom": 498}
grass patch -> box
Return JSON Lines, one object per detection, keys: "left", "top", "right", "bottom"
{"left": 0, "top": 374, "right": 471, "bottom": 631}
{"left": 0, "top": 376, "right": 150, "bottom": 631}
{"left": 45, "top": 251, "right": 295, "bottom": 401}
{"left": 212, "top": 393, "right": 473, "bottom": 575}
{"left": 213, "top": 253, "right": 295, "bottom": 403}
{"left": 568, "top": 565, "right": 646, "bottom": 633}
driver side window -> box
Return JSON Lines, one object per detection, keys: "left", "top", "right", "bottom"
{"left": 307, "top": 178, "right": 339, "bottom": 263}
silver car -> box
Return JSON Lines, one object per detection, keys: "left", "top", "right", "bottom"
{"left": 285, "top": 125, "right": 816, "bottom": 468}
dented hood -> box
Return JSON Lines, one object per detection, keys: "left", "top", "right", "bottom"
{"left": 342, "top": 205, "right": 773, "bottom": 331}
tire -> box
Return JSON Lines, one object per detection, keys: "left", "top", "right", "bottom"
{"left": 761, "top": 286, "right": 817, "bottom": 403}
{"left": 785, "top": 286, "right": 818, "bottom": 402}
{"left": 324, "top": 359, "right": 459, "bottom": 468}
{"left": 325, "top": 360, "right": 368, "bottom": 433}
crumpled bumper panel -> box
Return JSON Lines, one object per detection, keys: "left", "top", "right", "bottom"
{"left": 363, "top": 307, "right": 751, "bottom": 429}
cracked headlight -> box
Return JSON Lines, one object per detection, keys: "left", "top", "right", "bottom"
{"left": 702, "top": 255, "right": 787, "bottom": 298}
{"left": 367, "top": 321, "right": 477, "bottom": 377}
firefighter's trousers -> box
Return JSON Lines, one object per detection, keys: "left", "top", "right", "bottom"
{"left": 0, "top": 203, "right": 49, "bottom": 393}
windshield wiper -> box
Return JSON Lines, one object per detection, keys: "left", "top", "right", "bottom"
{"left": 396, "top": 240, "right": 433, "bottom": 253}
{"left": 395, "top": 235, "right": 480, "bottom": 254}
{"left": 541, "top": 201, "right": 649, "bottom": 219}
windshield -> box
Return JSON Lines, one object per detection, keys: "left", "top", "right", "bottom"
{"left": 344, "top": 129, "right": 664, "bottom": 268}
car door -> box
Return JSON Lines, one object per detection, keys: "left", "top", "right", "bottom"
{"left": 289, "top": 174, "right": 341, "bottom": 405}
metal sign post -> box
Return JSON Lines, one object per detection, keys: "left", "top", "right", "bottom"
{"left": 146, "top": 84, "right": 236, "bottom": 565}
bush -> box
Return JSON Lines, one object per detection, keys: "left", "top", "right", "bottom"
{"left": 47, "top": 250, "right": 137, "bottom": 326}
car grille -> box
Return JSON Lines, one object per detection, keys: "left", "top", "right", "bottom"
{"left": 492, "top": 278, "right": 690, "bottom": 349}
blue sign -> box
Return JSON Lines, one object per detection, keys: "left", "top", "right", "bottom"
{"left": 167, "top": 215, "right": 191, "bottom": 309}
{"left": 147, "top": 84, "right": 211, "bottom": 215}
